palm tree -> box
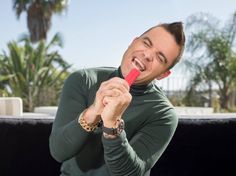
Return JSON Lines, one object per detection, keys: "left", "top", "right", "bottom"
{"left": 0, "top": 33, "right": 71, "bottom": 112}
{"left": 12, "top": 0, "right": 69, "bottom": 43}
{"left": 183, "top": 12, "right": 236, "bottom": 110}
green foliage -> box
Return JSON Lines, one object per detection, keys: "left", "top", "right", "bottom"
{"left": 183, "top": 12, "right": 236, "bottom": 110}
{"left": 228, "top": 106, "right": 236, "bottom": 112}
{"left": 0, "top": 33, "right": 71, "bottom": 112}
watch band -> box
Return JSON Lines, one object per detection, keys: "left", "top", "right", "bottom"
{"left": 102, "top": 119, "right": 124, "bottom": 135}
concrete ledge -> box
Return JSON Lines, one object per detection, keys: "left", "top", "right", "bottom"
{"left": 175, "top": 106, "right": 213, "bottom": 115}
{"left": 34, "top": 106, "right": 58, "bottom": 116}
{"left": 33, "top": 106, "right": 215, "bottom": 117}
{"left": 0, "top": 97, "right": 23, "bottom": 116}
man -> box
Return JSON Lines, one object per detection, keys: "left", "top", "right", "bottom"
{"left": 49, "top": 22, "right": 185, "bottom": 176}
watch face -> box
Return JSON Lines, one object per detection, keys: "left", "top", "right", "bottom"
{"left": 102, "top": 119, "right": 125, "bottom": 135}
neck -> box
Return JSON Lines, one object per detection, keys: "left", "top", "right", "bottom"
{"left": 117, "top": 67, "right": 154, "bottom": 96}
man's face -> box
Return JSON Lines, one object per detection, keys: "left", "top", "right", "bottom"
{"left": 120, "top": 27, "right": 180, "bottom": 85}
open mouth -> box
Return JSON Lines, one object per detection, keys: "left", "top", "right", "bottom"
{"left": 132, "top": 58, "right": 146, "bottom": 72}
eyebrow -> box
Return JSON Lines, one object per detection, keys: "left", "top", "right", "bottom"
{"left": 143, "top": 37, "right": 168, "bottom": 64}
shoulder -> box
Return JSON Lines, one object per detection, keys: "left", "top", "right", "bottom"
{"left": 148, "top": 83, "right": 178, "bottom": 126}
{"left": 149, "top": 83, "right": 174, "bottom": 109}
{"left": 70, "top": 67, "right": 116, "bottom": 81}
{"left": 83, "top": 67, "right": 117, "bottom": 81}
{"left": 62, "top": 67, "right": 117, "bottom": 95}
{"left": 66, "top": 67, "right": 116, "bottom": 84}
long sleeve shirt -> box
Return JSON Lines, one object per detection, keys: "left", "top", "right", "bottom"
{"left": 49, "top": 67, "right": 178, "bottom": 176}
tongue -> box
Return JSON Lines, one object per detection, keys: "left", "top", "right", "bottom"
{"left": 125, "top": 68, "right": 141, "bottom": 86}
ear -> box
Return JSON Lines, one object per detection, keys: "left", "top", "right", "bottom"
{"left": 156, "top": 70, "right": 171, "bottom": 80}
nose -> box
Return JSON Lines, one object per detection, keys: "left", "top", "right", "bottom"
{"left": 143, "top": 49, "right": 154, "bottom": 62}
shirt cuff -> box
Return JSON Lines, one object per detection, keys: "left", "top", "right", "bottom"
{"left": 102, "top": 130, "right": 127, "bottom": 147}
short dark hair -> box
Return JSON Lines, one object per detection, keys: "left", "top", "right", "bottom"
{"left": 141, "top": 22, "right": 185, "bottom": 69}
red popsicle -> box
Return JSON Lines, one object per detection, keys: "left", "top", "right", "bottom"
{"left": 125, "top": 68, "right": 141, "bottom": 86}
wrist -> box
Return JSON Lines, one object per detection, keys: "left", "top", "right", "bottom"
{"left": 102, "top": 119, "right": 124, "bottom": 137}
{"left": 103, "top": 119, "right": 117, "bottom": 128}
{"left": 83, "top": 106, "right": 101, "bottom": 125}
{"left": 102, "top": 115, "right": 122, "bottom": 128}
{"left": 78, "top": 108, "right": 101, "bottom": 132}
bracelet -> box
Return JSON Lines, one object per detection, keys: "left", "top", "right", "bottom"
{"left": 78, "top": 111, "right": 100, "bottom": 132}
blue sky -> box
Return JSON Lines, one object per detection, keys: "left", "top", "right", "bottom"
{"left": 0, "top": 1, "right": 236, "bottom": 90}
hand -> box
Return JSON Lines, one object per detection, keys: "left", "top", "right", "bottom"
{"left": 81, "top": 87, "right": 109, "bottom": 125}
{"left": 99, "top": 77, "right": 132, "bottom": 128}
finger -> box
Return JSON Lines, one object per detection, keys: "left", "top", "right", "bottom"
{"left": 103, "top": 96, "right": 114, "bottom": 106}
{"left": 98, "top": 88, "right": 121, "bottom": 100}
{"left": 102, "top": 82, "right": 129, "bottom": 94}
{"left": 103, "top": 90, "right": 131, "bottom": 106}
{"left": 109, "top": 77, "right": 130, "bottom": 90}
{"left": 101, "top": 77, "right": 129, "bottom": 92}
{"left": 103, "top": 95, "right": 123, "bottom": 106}
{"left": 102, "top": 89, "right": 123, "bottom": 105}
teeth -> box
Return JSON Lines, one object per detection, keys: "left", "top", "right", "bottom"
{"left": 132, "top": 58, "right": 146, "bottom": 71}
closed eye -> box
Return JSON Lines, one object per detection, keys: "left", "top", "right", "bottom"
{"left": 142, "top": 36, "right": 168, "bottom": 64}
{"left": 143, "top": 40, "right": 150, "bottom": 47}
{"left": 143, "top": 37, "right": 152, "bottom": 47}
{"left": 158, "top": 55, "right": 165, "bottom": 63}
{"left": 157, "top": 52, "right": 168, "bottom": 64}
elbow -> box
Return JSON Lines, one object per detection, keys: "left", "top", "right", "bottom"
{"left": 49, "top": 134, "right": 65, "bottom": 163}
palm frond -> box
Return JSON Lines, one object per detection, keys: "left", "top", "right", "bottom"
{"left": 46, "top": 32, "right": 64, "bottom": 50}
{"left": 0, "top": 34, "right": 71, "bottom": 111}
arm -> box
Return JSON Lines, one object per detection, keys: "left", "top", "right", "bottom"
{"left": 100, "top": 77, "right": 178, "bottom": 175}
{"left": 49, "top": 70, "right": 119, "bottom": 162}
{"left": 49, "top": 71, "right": 97, "bottom": 162}
{"left": 103, "top": 109, "right": 178, "bottom": 176}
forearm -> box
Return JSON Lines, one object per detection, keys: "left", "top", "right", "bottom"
{"left": 50, "top": 105, "right": 102, "bottom": 162}
{"left": 102, "top": 131, "right": 146, "bottom": 176}
{"left": 49, "top": 115, "right": 90, "bottom": 162}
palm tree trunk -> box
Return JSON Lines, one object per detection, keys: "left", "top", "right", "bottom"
{"left": 27, "top": 0, "right": 52, "bottom": 42}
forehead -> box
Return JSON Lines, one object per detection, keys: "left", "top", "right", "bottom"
{"left": 142, "top": 26, "right": 173, "bottom": 41}
{"left": 141, "top": 27, "right": 180, "bottom": 63}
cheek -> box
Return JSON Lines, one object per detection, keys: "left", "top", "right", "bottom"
{"left": 122, "top": 52, "right": 130, "bottom": 64}
{"left": 150, "top": 61, "right": 160, "bottom": 72}
{"left": 150, "top": 62, "right": 165, "bottom": 76}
